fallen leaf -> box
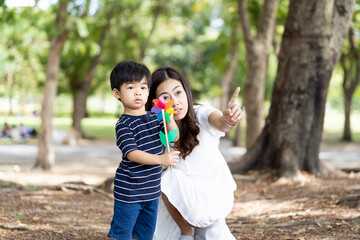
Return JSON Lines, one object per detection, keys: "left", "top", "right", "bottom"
{"left": 43, "top": 205, "right": 52, "bottom": 211}
{"left": 293, "top": 228, "right": 306, "bottom": 235}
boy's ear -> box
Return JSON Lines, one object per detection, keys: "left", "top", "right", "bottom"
{"left": 112, "top": 88, "right": 121, "bottom": 100}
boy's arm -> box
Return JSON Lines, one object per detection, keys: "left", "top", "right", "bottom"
{"left": 127, "top": 150, "right": 179, "bottom": 166}
{"left": 116, "top": 121, "right": 179, "bottom": 167}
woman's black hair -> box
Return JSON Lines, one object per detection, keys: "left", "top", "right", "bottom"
{"left": 146, "top": 67, "right": 200, "bottom": 159}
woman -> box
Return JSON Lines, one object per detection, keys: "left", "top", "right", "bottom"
{"left": 146, "top": 67, "right": 243, "bottom": 240}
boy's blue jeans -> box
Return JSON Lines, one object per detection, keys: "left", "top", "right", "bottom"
{"left": 108, "top": 199, "right": 159, "bottom": 240}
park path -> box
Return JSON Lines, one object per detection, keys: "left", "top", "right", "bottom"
{"left": 0, "top": 139, "right": 359, "bottom": 186}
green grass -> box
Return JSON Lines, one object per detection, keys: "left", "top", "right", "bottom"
{"left": 82, "top": 117, "right": 117, "bottom": 141}
{"left": 0, "top": 110, "right": 359, "bottom": 143}
{"left": 323, "top": 110, "right": 360, "bottom": 142}
{"left": 0, "top": 115, "right": 118, "bottom": 141}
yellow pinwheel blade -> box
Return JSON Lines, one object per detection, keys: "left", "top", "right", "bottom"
{"left": 166, "top": 108, "right": 177, "bottom": 115}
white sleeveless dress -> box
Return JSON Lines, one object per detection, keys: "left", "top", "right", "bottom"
{"left": 153, "top": 105, "right": 237, "bottom": 240}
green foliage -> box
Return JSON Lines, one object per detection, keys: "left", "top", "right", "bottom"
{"left": 27, "top": 184, "right": 43, "bottom": 190}
{"left": 15, "top": 214, "right": 24, "bottom": 221}
{"left": 0, "top": 6, "right": 48, "bottom": 104}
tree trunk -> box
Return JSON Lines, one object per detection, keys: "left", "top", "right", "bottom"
{"left": 20, "top": 88, "right": 28, "bottom": 116}
{"left": 237, "top": 0, "right": 280, "bottom": 149}
{"left": 341, "top": 28, "right": 360, "bottom": 141}
{"left": 233, "top": 123, "right": 243, "bottom": 146}
{"left": 343, "top": 96, "right": 352, "bottom": 141}
{"left": 70, "top": 13, "right": 111, "bottom": 143}
{"left": 220, "top": 50, "right": 239, "bottom": 112}
{"left": 229, "top": 0, "right": 355, "bottom": 179}
{"left": 220, "top": 22, "right": 240, "bottom": 112}
{"left": 7, "top": 72, "right": 14, "bottom": 116}
{"left": 34, "top": 0, "right": 69, "bottom": 170}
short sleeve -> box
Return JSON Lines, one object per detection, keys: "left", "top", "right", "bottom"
{"left": 194, "top": 105, "right": 225, "bottom": 137}
{"left": 115, "top": 122, "right": 138, "bottom": 156}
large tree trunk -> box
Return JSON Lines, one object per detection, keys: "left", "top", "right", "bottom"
{"left": 34, "top": 0, "right": 69, "bottom": 170}
{"left": 237, "top": 0, "right": 280, "bottom": 149}
{"left": 71, "top": 16, "right": 111, "bottom": 142}
{"left": 229, "top": 0, "right": 355, "bottom": 179}
{"left": 340, "top": 28, "right": 360, "bottom": 141}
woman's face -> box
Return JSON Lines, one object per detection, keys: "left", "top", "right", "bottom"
{"left": 156, "top": 79, "right": 188, "bottom": 121}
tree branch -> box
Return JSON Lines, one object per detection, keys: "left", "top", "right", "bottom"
{"left": 140, "top": 0, "right": 163, "bottom": 62}
{"left": 237, "top": 0, "right": 253, "bottom": 51}
{"left": 257, "top": 0, "right": 280, "bottom": 49}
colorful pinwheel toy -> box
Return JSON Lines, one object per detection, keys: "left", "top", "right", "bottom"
{"left": 151, "top": 96, "right": 178, "bottom": 169}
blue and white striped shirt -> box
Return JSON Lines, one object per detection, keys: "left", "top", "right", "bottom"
{"left": 113, "top": 111, "right": 164, "bottom": 203}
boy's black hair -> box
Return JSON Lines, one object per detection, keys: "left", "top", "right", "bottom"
{"left": 110, "top": 61, "right": 151, "bottom": 90}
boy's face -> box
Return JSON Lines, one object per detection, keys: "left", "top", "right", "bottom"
{"left": 113, "top": 77, "right": 149, "bottom": 115}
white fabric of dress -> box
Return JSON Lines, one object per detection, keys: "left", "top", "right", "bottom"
{"left": 153, "top": 105, "right": 237, "bottom": 240}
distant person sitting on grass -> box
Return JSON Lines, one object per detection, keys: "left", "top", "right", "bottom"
{"left": 1, "top": 122, "right": 11, "bottom": 138}
{"left": 19, "top": 123, "right": 30, "bottom": 139}
{"left": 107, "top": 60, "right": 180, "bottom": 240}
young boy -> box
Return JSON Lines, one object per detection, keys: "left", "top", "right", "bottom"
{"left": 108, "top": 61, "right": 179, "bottom": 240}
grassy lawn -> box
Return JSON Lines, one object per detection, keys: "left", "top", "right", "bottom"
{"left": 0, "top": 110, "right": 359, "bottom": 143}
{"left": 323, "top": 110, "right": 360, "bottom": 142}
{"left": 0, "top": 115, "right": 118, "bottom": 141}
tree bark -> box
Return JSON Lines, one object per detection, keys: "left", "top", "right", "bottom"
{"left": 229, "top": 0, "right": 355, "bottom": 179}
{"left": 71, "top": 14, "right": 111, "bottom": 142}
{"left": 34, "top": 0, "right": 69, "bottom": 170}
{"left": 343, "top": 95, "right": 352, "bottom": 141}
{"left": 237, "top": 0, "right": 280, "bottom": 149}
{"left": 340, "top": 28, "right": 360, "bottom": 141}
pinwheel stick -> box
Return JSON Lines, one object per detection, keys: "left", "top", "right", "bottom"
{"left": 161, "top": 109, "right": 173, "bottom": 170}
{"left": 151, "top": 97, "right": 178, "bottom": 171}
{"left": 162, "top": 109, "right": 171, "bottom": 154}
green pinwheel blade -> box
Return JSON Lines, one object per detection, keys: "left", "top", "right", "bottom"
{"left": 164, "top": 112, "right": 171, "bottom": 123}
{"left": 159, "top": 131, "right": 167, "bottom": 147}
{"left": 167, "top": 129, "right": 178, "bottom": 143}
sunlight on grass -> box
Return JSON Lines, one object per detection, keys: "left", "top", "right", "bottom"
{"left": 82, "top": 118, "right": 117, "bottom": 141}
{"left": 323, "top": 110, "right": 360, "bottom": 142}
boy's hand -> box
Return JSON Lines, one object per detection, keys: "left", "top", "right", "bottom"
{"left": 160, "top": 151, "right": 180, "bottom": 166}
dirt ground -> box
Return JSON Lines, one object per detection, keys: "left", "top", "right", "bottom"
{"left": 1, "top": 139, "right": 360, "bottom": 239}
{"left": 1, "top": 172, "right": 360, "bottom": 240}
